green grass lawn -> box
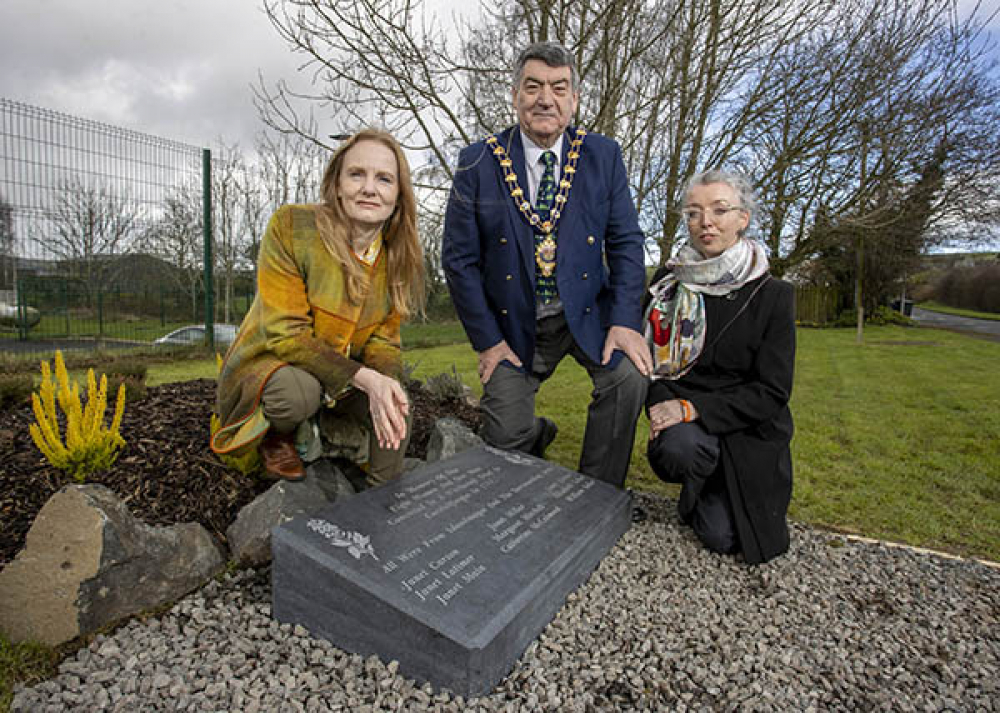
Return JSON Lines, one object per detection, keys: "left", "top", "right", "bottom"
{"left": 146, "top": 357, "right": 219, "bottom": 386}
{"left": 30, "top": 314, "right": 192, "bottom": 340}
{"left": 400, "top": 320, "right": 469, "bottom": 348}
{"left": 789, "top": 326, "right": 999, "bottom": 560}
{"left": 19, "top": 315, "right": 467, "bottom": 345}
{"left": 135, "top": 321, "right": 471, "bottom": 385}
{"left": 0, "top": 639, "right": 57, "bottom": 711}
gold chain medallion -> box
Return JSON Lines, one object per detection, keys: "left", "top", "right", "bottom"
{"left": 486, "top": 128, "right": 586, "bottom": 236}
{"left": 535, "top": 235, "right": 557, "bottom": 276}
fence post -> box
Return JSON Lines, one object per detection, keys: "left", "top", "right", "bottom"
{"left": 16, "top": 277, "right": 27, "bottom": 342}
{"left": 62, "top": 280, "right": 69, "bottom": 336}
{"left": 203, "top": 148, "right": 214, "bottom": 350}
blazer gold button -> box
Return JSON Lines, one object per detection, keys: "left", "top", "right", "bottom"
{"left": 582, "top": 272, "right": 588, "bottom": 280}
{"left": 500, "top": 237, "right": 508, "bottom": 244}
{"left": 501, "top": 309, "right": 508, "bottom": 315}
{"left": 585, "top": 307, "right": 591, "bottom": 314}
{"left": 506, "top": 274, "right": 512, "bottom": 280}
{"left": 587, "top": 236, "right": 595, "bottom": 245}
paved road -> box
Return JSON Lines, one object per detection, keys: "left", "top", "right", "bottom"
{"left": 911, "top": 306, "right": 1000, "bottom": 341}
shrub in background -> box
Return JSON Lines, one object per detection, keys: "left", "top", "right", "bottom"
{"left": 106, "top": 359, "right": 149, "bottom": 402}
{"left": 106, "top": 360, "right": 148, "bottom": 381}
{"left": 868, "top": 306, "right": 915, "bottom": 326}
{"left": 0, "top": 374, "right": 34, "bottom": 411}
{"left": 424, "top": 365, "right": 469, "bottom": 401}
{"left": 931, "top": 262, "right": 1000, "bottom": 314}
{"left": 832, "top": 307, "right": 914, "bottom": 328}
{"left": 29, "top": 351, "right": 127, "bottom": 481}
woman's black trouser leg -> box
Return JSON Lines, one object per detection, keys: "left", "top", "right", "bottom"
{"left": 647, "top": 422, "right": 738, "bottom": 554}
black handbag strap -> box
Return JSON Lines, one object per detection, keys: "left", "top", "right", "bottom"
{"left": 705, "top": 274, "right": 772, "bottom": 350}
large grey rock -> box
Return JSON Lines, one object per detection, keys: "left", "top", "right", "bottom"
{"left": 307, "top": 458, "right": 358, "bottom": 502}
{"left": 272, "top": 445, "right": 632, "bottom": 697}
{"left": 425, "top": 417, "right": 483, "bottom": 463}
{"left": 0, "top": 484, "right": 224, "bottom": 646}
{"left": 226, "top": 460, "right": 355, "bottom": 566}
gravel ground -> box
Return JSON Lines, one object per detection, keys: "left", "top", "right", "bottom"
{"left": 13, "top": 493, "right": 1000, "bottom": 712}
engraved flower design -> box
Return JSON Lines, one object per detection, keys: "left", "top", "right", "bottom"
{"left": 307, "top": 519, "right": 380, "bottom": 561}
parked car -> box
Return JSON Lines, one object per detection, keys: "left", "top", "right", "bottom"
{"left": 0, "top": 303, "right": 41, "bottom": 330}
{"left": 154, "top": 324, "right": 238, "bottom": 349}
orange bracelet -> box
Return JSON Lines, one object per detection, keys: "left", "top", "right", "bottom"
{"left": 678, "top": 399, "right": 693, "bottom": 423}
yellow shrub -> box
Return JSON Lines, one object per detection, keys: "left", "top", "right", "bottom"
{"left": 28, "top": 351, "right": 127, "bottom": 481}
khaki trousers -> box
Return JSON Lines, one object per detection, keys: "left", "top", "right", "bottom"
{"left": 262, "top": 365, "right": 409, "bottom": 486}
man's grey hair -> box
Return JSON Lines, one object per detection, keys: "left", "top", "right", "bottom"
{"left": 683, "top": 168, "right": 758, "bottom": 225}
{"left": 513, "top": 42, "right": 579, "bottom": 91}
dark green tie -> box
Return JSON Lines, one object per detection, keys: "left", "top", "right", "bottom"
{"left": 534, "top": 151, "right": 558, "bottom": 303}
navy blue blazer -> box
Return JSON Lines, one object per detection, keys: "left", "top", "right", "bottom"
{"left": 442, "top": 126, "right": 646, "bottom": 368}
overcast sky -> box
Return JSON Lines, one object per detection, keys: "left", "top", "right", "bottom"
{"left": 1, "top": 0, "right": 328, "bottom": 149}
{"left": 1, "top": 0, "right": 997, "bottom": 152}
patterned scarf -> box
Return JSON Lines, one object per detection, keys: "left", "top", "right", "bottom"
{"left": 645, "top": 238, "right": 769, "bottom": 380}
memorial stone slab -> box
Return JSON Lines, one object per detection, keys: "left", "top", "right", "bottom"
{"left": 272, "top": 445, "right": 631, "bottom": 697}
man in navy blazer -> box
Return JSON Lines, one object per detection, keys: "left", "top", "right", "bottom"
{"left": 442, "top": 42, "right": 651, "bottom": 488}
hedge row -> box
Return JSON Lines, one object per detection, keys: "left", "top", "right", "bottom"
{"left": 930, "top": 262, "right": 1000, "bottom": 314}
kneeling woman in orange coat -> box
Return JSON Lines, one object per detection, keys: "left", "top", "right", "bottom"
{"left": 211, "top": 129, "right": 424, "bottom": 486}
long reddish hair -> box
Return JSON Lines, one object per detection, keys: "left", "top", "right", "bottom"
{"left": 316, "top": 128, "right": 425, "bottom": 318}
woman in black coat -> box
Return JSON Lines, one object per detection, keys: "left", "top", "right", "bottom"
{"left": 644, "top": 169, "right": 795, "bottom": 564}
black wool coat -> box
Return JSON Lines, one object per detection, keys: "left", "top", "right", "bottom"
{"left": 645, "top": 270, "right": 796, "bottom": 564}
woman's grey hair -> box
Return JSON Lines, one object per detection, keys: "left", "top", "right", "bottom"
{"left": 513, "top": 42, "right": 579, "bottom": 91}
{"left": 682, "top": 169, "right": 758, "bottom": 230}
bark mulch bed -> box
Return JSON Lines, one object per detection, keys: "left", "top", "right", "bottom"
{"left": 0, "top": 378, "right": 481, "bottom": 568}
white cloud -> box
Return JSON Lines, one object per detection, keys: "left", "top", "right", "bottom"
{"left": 0, "top": 0, "right": 303, "bottom": 147}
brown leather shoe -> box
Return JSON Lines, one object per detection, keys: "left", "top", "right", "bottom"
{"left": 260, "top": 431, "right": 305, "bottom": 481}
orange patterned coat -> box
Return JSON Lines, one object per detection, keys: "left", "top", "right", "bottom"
{"left": 210, "top": 204, "right": 401, "bottom": 456}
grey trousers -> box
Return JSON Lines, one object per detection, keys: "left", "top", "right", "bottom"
{"left": 647, "top": 421, "right": 738, "bottom": 554}
{"left": 261, "top": 365, "right": 408, "bottom": 485}
{"left": 480, "top": 312, "right": 647, "bottom": 488}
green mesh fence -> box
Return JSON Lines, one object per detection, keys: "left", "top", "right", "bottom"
{"left": 0, "top": 98, "right": 222, "bottom": 359}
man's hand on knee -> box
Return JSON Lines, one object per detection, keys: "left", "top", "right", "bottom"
{"left": 478, "top": 340, "right": 522, "bottom": 384}
{"left": 602, "top": 325, "right": 653, "bottom": 376}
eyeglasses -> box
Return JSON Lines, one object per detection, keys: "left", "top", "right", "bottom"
{"left": 680, "top": 205, "right": 745, "bottom": 223}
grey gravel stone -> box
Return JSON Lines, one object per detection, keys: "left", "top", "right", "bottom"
{"left": 10, "top": 493, "right": 1000, "bottom": 712}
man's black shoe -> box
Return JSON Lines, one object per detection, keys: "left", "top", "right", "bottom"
{"left": 627, "top": 489, "right": 647, "bottom": 523}
{"left": 530, "top": 417, "right": 558, "bottom": 458}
